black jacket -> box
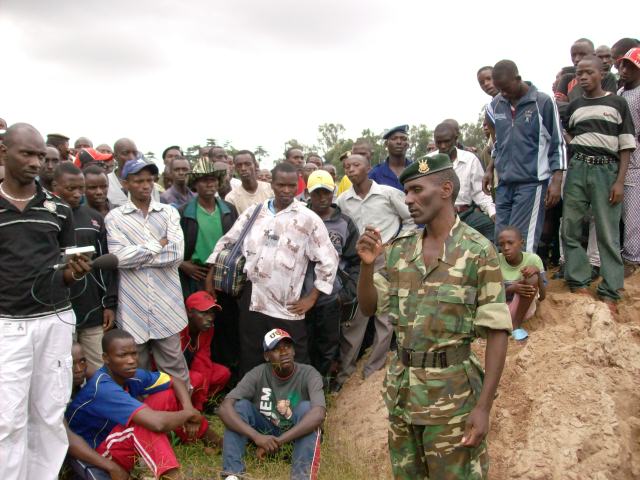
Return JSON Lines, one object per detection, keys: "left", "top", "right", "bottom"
{"left": 178, "top": 196, "right": 238, "bottom": 296}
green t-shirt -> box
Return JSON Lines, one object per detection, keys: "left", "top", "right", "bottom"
{"left": 498, "top": 252, "right": 544, "bottom": 282}
{"left": 191, "top": 203, "right": 223, "bottom": 265}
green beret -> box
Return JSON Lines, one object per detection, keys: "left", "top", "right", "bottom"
{"left": 399, "top": 153, "right": 453, "bottom": 185}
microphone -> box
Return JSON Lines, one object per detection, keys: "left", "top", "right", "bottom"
{"left": 52, "top": 253, "right": 119, "bottom": 271}
{"left": 91, "top": 253, "right": 119, "bottom": 270}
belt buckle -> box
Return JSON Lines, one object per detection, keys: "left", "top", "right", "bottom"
{"left": 433, "top": 350, "right": 448, "bottom": 368}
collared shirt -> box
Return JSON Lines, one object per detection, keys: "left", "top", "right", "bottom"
{"left": 105, "top": 200, "right": 187, "bottom": 342}
{"left": 160, "top": 185, "right": 196, "bottom": 209}
{"left": 337, "top": 180, "right": 414, "bottom": 244}
{"left": 368, "top": 157, "right": 412, "bottom": 191}
{"left": 107, "top": 171, "right": 160, "bottom": 208}
{"left": 428, "top": 148, "right": 496, "bottom": 218}
{"left": 207, "top": 199, "right": 338, "bottom": 320}
{"left": 225, "top": 180, "right": 273, "bottom": 214}
{"left": 378, "top": 218, "right": 511, "bottom": 425}
{"left": 0, "top": 183, "right": 75, "bottom": 318}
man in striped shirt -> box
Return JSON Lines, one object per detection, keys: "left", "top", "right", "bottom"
{"left": 105, "top": 157, "right": 190, "bottom": 385}
{"left": 563, "top": 56, "right": 636, "bottom": 312}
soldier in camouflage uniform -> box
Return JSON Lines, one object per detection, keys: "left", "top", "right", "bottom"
{"left": 356, "top": 154, "right": 512, "bottom": 479}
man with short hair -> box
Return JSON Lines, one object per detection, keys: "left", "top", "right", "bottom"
{"left": 430, "top": 122, "right": 496, "bottom": 242}
{"left": 95, "top": 144, "right": 115, "bottom": 173}
{"left": 357, "top": 153, "right": 511, "bottom": 479}
{"left": 306, "top": 153, "right": 323, "bottom": 168}
{"left": 618, "top": 48, "right": 640, "bottom": 277}
{"left": 207, "top": 162, "right": 338, "bottom": 375}
{"left": 75, "top": 147, "right": 113, "bottom": 170}
{"left": 596, "top": 45, "right": 614, "bottom": 72}
{"left": 39, "top": 145, "right": 60, "bottom": 191}
{"left": 612, "top": 38, "right": 640, "bottom": 70}
{"left": 74, "top": 137, "right": 93, "bottom": 151}
{"left": 369, "top": 125, "right": 412, "bottom": 191}
{"left": 257, "top": 169, "right": 272, "bottom": 182}
{"left": 563, "top": 55, "right": 635, "bottom": 312}
{"left": 320, "top": 163, "right": 337, "bottom": 181}
{"left": 161, "top": 145, "right": 183, "bottom": 190}
{"left": 284, "top": 147, "right": 307, "bottom": 195}
{"left": 105, "top": 157, "right": 191, "bottom": 385}
{"left": 484, "top": 59, "right": 565, "bottom": 252}
{"left": 66, "top": 329, "right": 202, "bottom": 480}
{"left": 160, "top": 156, "right": 194, "bottom": 208}
{"left": 218, "top": 329, "right": 326, "bottom": 480}
{"left": 47, "top": 133, "right": 71, "bottom": 162}
{"left": 336, "top": 153, "right": 414, "bottom": 381}
{"left": 225, "top": 150, "right": 274, "bottom": 214}
{"left": 53, "top": 163, "right": 117, "bottom": 370}
{"left": 0, "top": 123, "right": 92, "bottom": 480}
{"left": 83, "top": 165, "right": 113, "bottom": 216}
{"left": 107, "top": 138, "right": 159, "bottom": 207}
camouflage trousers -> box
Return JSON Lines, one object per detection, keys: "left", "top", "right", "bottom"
{"left": 388, "top": 415, "right": 488, "bottom": 480}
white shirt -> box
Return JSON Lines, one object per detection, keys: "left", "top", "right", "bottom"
{"left": 337, "top": 180, "right": 414, "bottom": 244}
{"left": 225, "top": 180, "right": 274, "bottom": 214}
{"left": 428, "top": 148, "right": 496, "bottom": 218}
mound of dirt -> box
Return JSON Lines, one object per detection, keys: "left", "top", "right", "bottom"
{"left": 326, "top": 274, "right": 640, "bottom": 479}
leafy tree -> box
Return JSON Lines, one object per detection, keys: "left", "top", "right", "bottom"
{"left": 282, "top": 139, "right": 307, "bottom": 159}
{"left": 407, "top": 124, "right": 433, "bottom": 160}
{"left": 459, "top": 111, "right": 487, "bottom": 153}
{"left": 254, "top": 145, "right": 268, "bottom": 163}
{"left": 317, "top": 123, "right": 346, "bottom": 153}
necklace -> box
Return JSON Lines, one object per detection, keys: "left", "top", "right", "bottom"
{"left": 0, "top": 183, "right": 36, "bottom": 202}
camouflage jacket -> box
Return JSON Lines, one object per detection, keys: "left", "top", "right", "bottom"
{"left": 379, "top": 218, "right": 511, "bottom": 425}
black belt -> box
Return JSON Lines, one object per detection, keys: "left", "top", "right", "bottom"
{"left": 574, "top": 152, "right": 618, "bottom": 165}
{"left": 399, "top": 344, "right": 471, "bottom": 369}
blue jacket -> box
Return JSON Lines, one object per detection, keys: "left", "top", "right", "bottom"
{"left": 489, "top": 83, "right": 566, "bottom": 184}
{"left": 368, "top": 157, "right": 412, "bottom": 191}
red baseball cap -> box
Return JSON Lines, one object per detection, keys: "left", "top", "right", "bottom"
{"left": 185, "top": 291, "right": 221, "bottom": 312}
{"left": 74, "top": 148, "right": 113, "bottom": 168}
{"left": 621, "top": 48, "right": 640, "bottom": 69}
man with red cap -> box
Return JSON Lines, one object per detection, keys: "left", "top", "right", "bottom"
{"left": 181, "top": 291, "right": 231, "bottom": 412}
{"left": 74, "top": 147, "right": 113, "bottom": 170}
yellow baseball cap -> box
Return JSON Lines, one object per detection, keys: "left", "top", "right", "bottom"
{"left": 307, "top": 170, "right": 335, "bottom": 193}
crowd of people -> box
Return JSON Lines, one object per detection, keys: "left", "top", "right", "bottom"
{"left": 0, "top": 35, "right": 638, "bottom": 480}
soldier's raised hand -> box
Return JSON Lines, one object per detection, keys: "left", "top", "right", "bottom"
{"left": 356, "top": 226, "right": 383, "bottom": 265}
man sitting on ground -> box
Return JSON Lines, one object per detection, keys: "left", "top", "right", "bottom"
{"left": 66, "top": 329, "right": 203, "bottom": 480}
{"left": 218, "top": 329, "right": 325, "bottom": 480}
{"left": 180, "top": 291, "right": 232, "bottom": 412}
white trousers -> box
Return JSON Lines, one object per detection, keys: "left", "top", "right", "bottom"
{"left": 0, "top": 310, "right": 75, "bottom": 480}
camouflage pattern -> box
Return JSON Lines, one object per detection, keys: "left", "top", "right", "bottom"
{"left": 379, "top": 218, "right": 511, "bottom": 478}
{"left": 389, "top": 414, "right": 488, "bottom": 480}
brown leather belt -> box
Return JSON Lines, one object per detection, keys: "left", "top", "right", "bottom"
{"left": 455, "top": 205, "right": 471, "bottom": 214}
{"left": 399, "top": 344, "right": 471, "bottom": 368}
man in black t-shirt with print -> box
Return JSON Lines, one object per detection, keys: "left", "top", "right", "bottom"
{"left": 218, "top": 329, "right": 325, "bottom": 480}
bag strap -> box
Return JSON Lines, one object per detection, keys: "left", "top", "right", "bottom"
{"left": 229, "top": 203, "right": 263, "bottom": 257}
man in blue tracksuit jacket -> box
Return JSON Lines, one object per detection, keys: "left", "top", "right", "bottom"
{"left": 484, "top": 59, "right": 566, "bottom": 252}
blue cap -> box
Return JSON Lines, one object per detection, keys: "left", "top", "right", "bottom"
{"left": 382, "top": 124, "right": 409, "bottom": 140}
{"left": 120, "top": 157, "right": 159, "bottom": 179}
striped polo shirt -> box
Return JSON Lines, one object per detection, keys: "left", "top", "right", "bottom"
{"left": 105, "top": 200, "right": 187, "bottom": 343}
{"left": 566, "top": 93, "right": 637, "bottom": 159}
{"left": 0, "top": 183, "right": 76, "bottom": 318}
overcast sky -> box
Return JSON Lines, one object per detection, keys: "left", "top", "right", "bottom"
{"left": 1, "top": 0, "right": 636, "bottom": 166}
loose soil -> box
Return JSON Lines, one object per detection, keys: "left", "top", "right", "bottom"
{"left": 326, "top": 274, "right": 640, "bottom": 479}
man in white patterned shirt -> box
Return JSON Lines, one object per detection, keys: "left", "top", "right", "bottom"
{"left": 429, "top": 121, "right": 496, "bottom": 242}
{"left": 207, "top": 162, "right": 338, "bottom": 375}
{"left": 105, "top": 157, "right": 190, "bottom": 385}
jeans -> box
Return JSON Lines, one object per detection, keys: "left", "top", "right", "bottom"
{"left": 223, "top": 400, "right": 320, "bottom": 480}
{"left": 562, "top": 159, "right": 623, "bottom": 300}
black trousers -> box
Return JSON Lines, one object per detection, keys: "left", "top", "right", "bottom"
{"left": 238, "top": 283, "right": 309, "bottom": 376}
{"left": 305, "top": 299, "right": 341, "bottom": 377}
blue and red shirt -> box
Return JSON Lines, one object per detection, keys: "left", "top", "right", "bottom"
{"left": 65, "top": 366, "right": 172, "bottom": 448}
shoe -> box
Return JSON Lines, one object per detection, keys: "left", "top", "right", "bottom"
{"left": 225, "top": 476, "right": 241, "bottom": 480}
{"left": 624, "top": 262, "right": 639, "bottom": 278}
{"left": 512, "top": 328, "right": 529, "bottom": 341}
{"left": 552, "top": 264, "right": 565, "bottom": 280}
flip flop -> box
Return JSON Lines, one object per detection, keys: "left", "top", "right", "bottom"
{"left": 512, "top": 328, "right": 529, "bottom": 341}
